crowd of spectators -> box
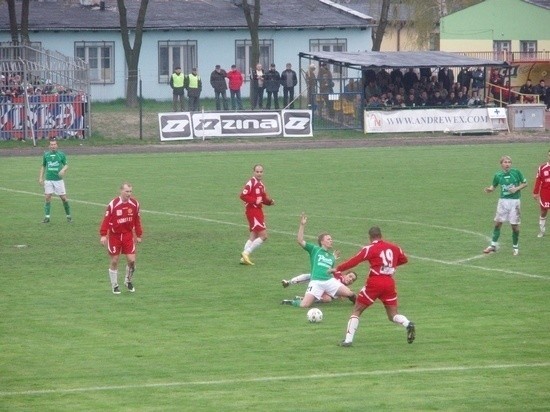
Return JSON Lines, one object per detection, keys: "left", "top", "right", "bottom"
{"left": 320, "top": 65, "right": 548, "bottom": 112}
{"left": 0, "top": 72, "right": 75, "bottom": 100}
{"left": 334, "top": 66, "right": 488, "bottom": 111}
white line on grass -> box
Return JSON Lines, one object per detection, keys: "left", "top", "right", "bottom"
{"left": 1, "top": 187, "right": 547, "bottom": 280}
{"left": 1, "top": 362, "right": 548, "bottom": 397}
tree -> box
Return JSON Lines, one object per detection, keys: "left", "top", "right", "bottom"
{"left": 241, "top": 0, "right": 261, "bottom": 73}
{"left": 240, "top": 0, "right": 261, "bottom": 107}
{"left": 6, "top": 0, "right": 30, "bottom": 44}
{"left": 401, "top": 0, "right": 484, "bottom": 48}
{"left": 117, "top": 0, "right": 149, "bottom": 108}
{"left": 371, "top": 0, "right": 391, "bottom": 51}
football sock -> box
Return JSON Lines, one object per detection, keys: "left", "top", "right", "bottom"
{"left": 243, "top": 239, "right": 253, "bottom": 252}
{"left": 291, "top": 299, "right": 301, "bottom": 307}
{"left": 540, "top": 217, "right": 546, "bottom": 232}
{"left": 290, "top": 274, "right": 310, "bottom": 284}
{"left": 44, "top": 202, "right": 51, "bottom": 217}
{"left": 248, "top": 237, "right": 264, "bottom": 253}
{"left": 491, "top": 227, "right": 501, "bottom": 243}
{"left": 109, "top": 269, "right": 118, "bottom": 287}
{"left": 63, "top": 200, "right": 71, "bottom": 216}
{"left": 125, "top": 264, "right": 135, "bottom": 283}
{"left": 344, "top": 315, "right": 359, "bottom": 343}
{"left": 512, "top": 231, "right": 519, "bottom": 246}
{"left": 392, "top": 314, "right": 410, "bottom": 327}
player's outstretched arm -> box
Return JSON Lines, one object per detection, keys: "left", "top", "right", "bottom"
{"left": 297, "top": 213, "right": 307, "bottom": 247}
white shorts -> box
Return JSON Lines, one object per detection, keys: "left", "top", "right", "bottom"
{"left": 494, "top": 198, "right": 521, "bottom": 224}
{"left": 305, "top": 278, "right": 343, "bottom": 300}
{"left": 44, "top": 180, "right": 66, "bottom": 196}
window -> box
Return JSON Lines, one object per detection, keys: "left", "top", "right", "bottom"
{"left": 520, "top": 41, "right": 537, "bottom": 59}
{"left": 0, "top": 41, "right": 41, "bottom": 61}
{"left": 235, "top": 39, "right": 274, "bottom": 79}
{"left": 158, "top": 40, "right": 197, "bottom": 83}
{"left": 75, "top": 42, "right": 114, "bottom": 84}
{"left": 309, "top": 39, "right": 347, "bottom": 77}
{"left": 493, "top": 41, "right": 511, "bottom": 60}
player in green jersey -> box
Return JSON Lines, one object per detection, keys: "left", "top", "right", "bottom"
{"left": 483, "top": 155, "right": 527, "bottom": 255}
{"left": 287, "top": 213, "right": 356, "bottom": 308}
{"left": 38, "top": 139, "right": 72, "bottom": 223}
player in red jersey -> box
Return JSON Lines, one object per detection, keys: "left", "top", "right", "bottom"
{"left": 333, "top": 226, "right": 415, "bottom": 346}
{"left": 239, "top": 164, "right": 275, "bottom": 265}
{"left": 533, "top": 149, "right": 550, "bottom": 238}
{"left": 99, "top": 182, "right": 143, "bottom": 294}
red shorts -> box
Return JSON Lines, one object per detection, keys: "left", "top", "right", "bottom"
{"left": 107, "top": 232, "right": 136, "bottom": 256}
{"left": 539, "top": 189, "right": 550, "bottom": 209}
{"left": 356, "top": 275, "right": 398, "bottom": 307}
{"left": 245, "top": 207, "right": 266, "bottom": 233}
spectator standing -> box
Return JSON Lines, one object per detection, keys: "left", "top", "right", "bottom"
{"left": 534, "top": 79, "right": 549, "bottom": 110}
{"left": 533, "top": 149, "right": 550, "bottom": 238}
{"left": 419, "top": 67, "right": 432, "bottom": 83}
{"left": 185, "top": 68, "right": 202, "bottom": 111}
{"left": 390, "top": 68, "right": 403, "bottom": 86}
{"left": 335, "top": 226, "right": 415, "bottom": 347}
{"left": 169, "top": 66, "right": 185, "bottom": 112}
{"left": 403, "top": 68, "right": 419, "bottom": 94}
{"left": 38, "top": 138, "right": 72, "bottom": 223}
{"left": 483, "top": 155, "right": 528, "bottom": 256}
{"left": 250, "top": 63, "right": 265, "bottom": 110}
{"left": 99, "top": 183, "right": 143, "bottom": 295}
{"left": 306, "top": 64, "right": 317, "bottom": 110}
{"left": 226, "top": 64, "right": 244, "bottom": 110}
{"left": 437, "top": 67, "right": 454, "bottom": 92}
{"left": 239, "top": 164, "right": 275, "bottom": 266}
{"left": 280, "top": 63, "right": 298, "bottom": 108}
{"left": 210, "top": 65, "right": 228, "bottom": 111}
{"left": 471, "top": 67, "right": 485, "bottom": 91}
{"left": 318, "top": 62, "right": 335, "bottom": 116}
{"left": 457, "top": 67, "right": 472, "bottom": 92}
{"left": 265, "top": 63, "right": 281, "bottom": 109}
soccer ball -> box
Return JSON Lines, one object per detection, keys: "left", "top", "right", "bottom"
{"left": 307, "top": 308, "right": 323, "bottom": 323}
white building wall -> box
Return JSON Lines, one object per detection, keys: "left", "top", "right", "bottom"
{"left": 2, "top": 27, "right": 371, "bottom": 101}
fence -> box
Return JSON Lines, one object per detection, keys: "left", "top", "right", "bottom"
{"left": 0, "top": 42, "right": 90, "bottom": 142}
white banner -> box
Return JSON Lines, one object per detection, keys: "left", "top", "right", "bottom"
{"left": 364, "top": 108, "right": 507, "bottom": 134}
{"left": 159, "top": 110, "right": 312, "bottom": 140}
{"left": 158, "top": 112, "right": 193, "bottom": 141}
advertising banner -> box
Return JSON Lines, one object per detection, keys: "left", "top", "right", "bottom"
{"left": 0, "top": 94, "right": 86, "bottom": 140}
{"left": 192, "top": 112, "right": 282, "bottom": 138}
{"left": 364, "top": 108, "right": 504, "bottom": 133}
{"left": 158, "top": 112, "right": 193, "bottom": 141}
{"left": 158, "top": 110, "right": 312, "bottom": 140}
{"left": 281, "top": 110, "right": 313, "bottom": 137}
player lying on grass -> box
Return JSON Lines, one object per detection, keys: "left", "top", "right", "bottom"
{"left": 281, "top": 270, "right": 358, "bottom": 304}
{"left": 282, "top": 213, "right": 356, "bottom": 308}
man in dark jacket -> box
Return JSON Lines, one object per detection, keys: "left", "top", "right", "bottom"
{"left": 265, "top": 63, "right": 281, "bottom": 109}
{"left": 280, "top": 63, "right": 298, "bottom": 109}
{"left": 210, "top": 65, "right": 228, "bottom": 110}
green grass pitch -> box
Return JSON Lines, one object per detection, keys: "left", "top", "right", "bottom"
{"left": 0, "top": 142, "right": 549, "bottom": 410}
